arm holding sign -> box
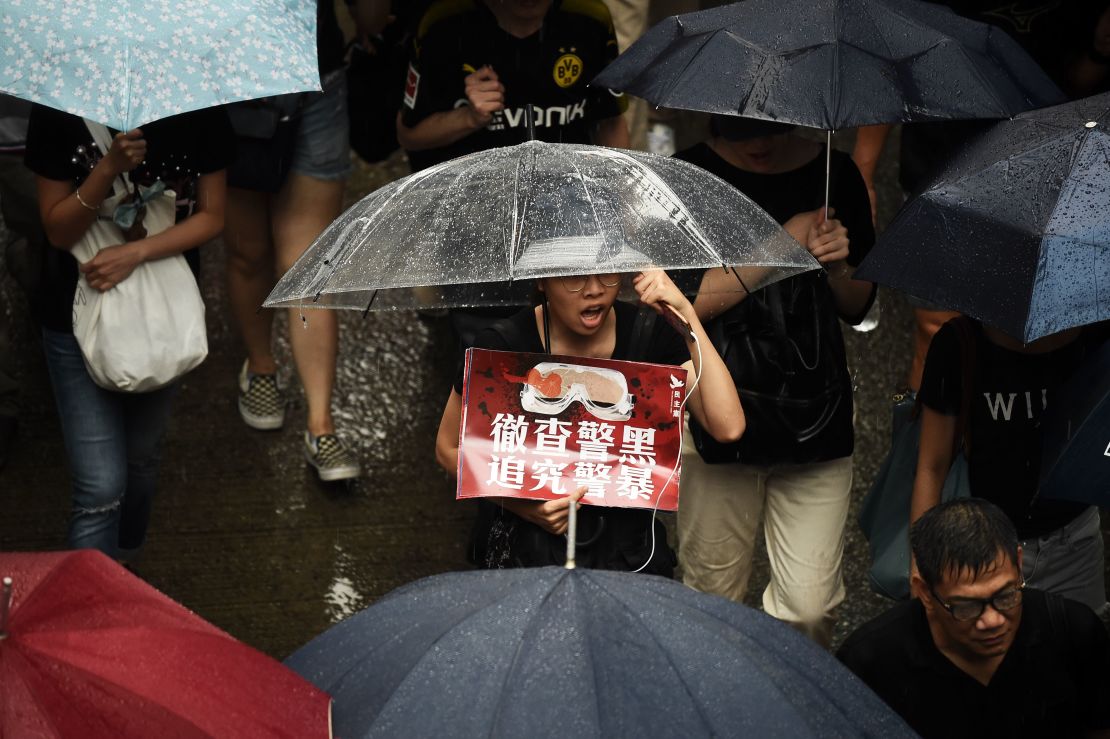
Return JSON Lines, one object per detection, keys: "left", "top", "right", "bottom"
{"left": 435, "top": 390, "right": 585, "bottom": 535}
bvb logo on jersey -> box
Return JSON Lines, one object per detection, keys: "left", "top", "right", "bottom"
{"left": 553, "top": 51, "right": 583, "bottom": 88}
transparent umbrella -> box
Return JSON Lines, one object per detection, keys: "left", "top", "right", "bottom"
{"left": 264, "top": 140, "right": 819, "bottom": 312}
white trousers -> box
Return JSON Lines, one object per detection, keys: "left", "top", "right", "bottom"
{"left": 678, "top": 427, "right": 853, "bottom": 647}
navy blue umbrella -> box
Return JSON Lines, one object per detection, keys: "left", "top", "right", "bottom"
{"left": 1038, "top": 332, "right": 1110, "bottom": 506}
{"left": 857, "top": 92, "right": 1110, "bottom": 342}
{"left": 286, "top": 567, "right": 914, "bottom": 738}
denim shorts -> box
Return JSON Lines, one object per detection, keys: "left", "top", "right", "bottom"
{"left": 290, "top": 68, "right": 352, "bottom": 181}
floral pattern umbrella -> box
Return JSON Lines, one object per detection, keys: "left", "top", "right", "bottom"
{"left": 0, "top": 0, "right": 319, "bottom": 130}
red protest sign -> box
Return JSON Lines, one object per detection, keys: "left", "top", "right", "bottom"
{"left": 458, "top": 348, "right": 687, "bottom": 511}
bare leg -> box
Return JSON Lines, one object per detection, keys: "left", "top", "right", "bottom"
{"left": 272, "top": 172, "right": 345, "bottom": 437}
{"left": 225, "top": 187, "right": 278, "bottom": 375}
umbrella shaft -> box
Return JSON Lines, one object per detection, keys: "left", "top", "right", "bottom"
{"left": 565, "top": 503, "right": 577, "bottom": 569}
{"left": 0, "top": 577, "right": 11, "bottom": 637}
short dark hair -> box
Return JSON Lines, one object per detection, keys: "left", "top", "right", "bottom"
{"left": 910, "top": 499, "right": 1019, "bottom": 588}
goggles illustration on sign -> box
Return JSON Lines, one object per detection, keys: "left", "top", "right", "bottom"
{"left": 518, "top": 362, "right": 634, "bottom": 421}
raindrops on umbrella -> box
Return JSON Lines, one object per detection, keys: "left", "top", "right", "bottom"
{"left": 857, "top": 92, "right": 1110, "bottom": 342}
{"left": 265, "top": 141, "right": 820, "bottom": 312}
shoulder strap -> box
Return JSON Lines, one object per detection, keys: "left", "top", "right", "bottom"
{"left": 627, "top": 306, "right": 658, "bottom": 361}
{"left": 82, "top": 119, "right": 128, "bottom": 200}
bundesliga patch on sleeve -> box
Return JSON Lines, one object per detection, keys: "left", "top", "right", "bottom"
{"left": 403, "top": 64, "right": 420, "bottom": 109}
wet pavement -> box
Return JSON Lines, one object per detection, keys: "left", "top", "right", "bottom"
{"left": 1, "top": 135, "right": 1106, "bottom": 660}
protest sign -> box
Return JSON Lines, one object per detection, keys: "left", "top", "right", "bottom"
{"left": 458, "top": 348, "right": 687, "bottom": 511}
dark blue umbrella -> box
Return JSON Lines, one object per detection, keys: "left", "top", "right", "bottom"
{"left": 856, "top": 92, "right": 1110, "bottom": 342}
{"left": 591, "top": 0, "right": 1062, "bottom": 128}
{"left": 1038, "top": 332, "right": 1110, "bottom": 506}
{"left": 286, "top": 567, "right": 914, "bottom": 738}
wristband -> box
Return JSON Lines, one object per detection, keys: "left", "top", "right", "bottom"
{"left": 75, "top": 188, "right": 98, "bottom": 211}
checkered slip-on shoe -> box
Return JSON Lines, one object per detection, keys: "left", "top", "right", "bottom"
{"left": 304, "top": 432, "right": 362, "bottom": 482}
{"left": 237, "top": 360, "right": 285, "bottom": 430}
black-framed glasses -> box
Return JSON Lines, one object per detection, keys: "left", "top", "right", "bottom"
{"left": 930, "top": 582, "right": 1025, "bottom": 622}
{"left": 560, "top": 273, "right": 621, "bottom": 292}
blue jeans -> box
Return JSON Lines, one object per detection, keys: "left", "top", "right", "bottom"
{"left": 42, "top": 328, "right": 178, "bottom": 558}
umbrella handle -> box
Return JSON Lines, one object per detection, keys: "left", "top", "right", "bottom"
{"left": 0, "top": 577, "right": 11, "bottom": 638}
{"left": 565, "top": 502, "right": 577, "bottom": 569}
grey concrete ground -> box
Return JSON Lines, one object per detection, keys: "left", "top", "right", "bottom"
{"left": 1, "top": 133, "right": 1106, "bottom": 661}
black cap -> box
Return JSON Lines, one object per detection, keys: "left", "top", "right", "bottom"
{"left": 710, "top": 114, "right": 796, "bottom": 141}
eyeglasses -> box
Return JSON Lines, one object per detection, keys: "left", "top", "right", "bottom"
{"left": 560, "top": 274, "right": 621, "bottom": 292}
{"left": 929, "top": 582, "right": 1025, "bottom": 622}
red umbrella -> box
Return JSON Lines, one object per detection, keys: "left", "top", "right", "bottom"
{"left": 0, "top": 550, "right": 331, "bottom": 738}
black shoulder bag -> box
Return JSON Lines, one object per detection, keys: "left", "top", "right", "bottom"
{"left": 690, "top": 273, "right": 850, "bottom": 466}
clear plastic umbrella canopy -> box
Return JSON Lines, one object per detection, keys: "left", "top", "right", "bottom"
{"left": 264, "top": 141, "right": 819, "bottom": 311}
{"left": 857, "top": 92, "right": 1110, "bottom": 342}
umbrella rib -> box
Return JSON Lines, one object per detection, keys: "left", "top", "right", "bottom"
{"left": 320, "top": 576, "right": 556, "bottom": 731}
{"left": 597, "top": 149, "right": 725, "bottom": 264}
{"left": 648, "top": 588, "right": 880, "bottom": 733}
{"left": 1021, "top": 127, "right": 1102, "bottom": 339}
{"left": 12, "top": 631, "right": 234, "bottom": 736}
{"left": 487, "top": 573, "right": 569, "bottom": 737}
{"left": 309, "top": 162, "right": 449, "bottom": 298}
{"left": 509, "top": 144, "right": 538, "bottom": 281}
{"left": 652, "top": 29, "right": 720, "bottom": 110}
{"left": 564, "top": 153, "right": 609, "bottom": 261}
{"left": 591, "top": 577, "right": 717, "bottom": 735}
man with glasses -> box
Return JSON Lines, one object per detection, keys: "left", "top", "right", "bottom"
{"left": 838, "top": 498, "right": 1110, "bottom": 738}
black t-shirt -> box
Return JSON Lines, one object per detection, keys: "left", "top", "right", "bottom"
{"left": 401, "top": 0, "right": 626, "bottom": 171}
{"left": 453, "top": 300, "right": 690, "bottom": 393}
{"left": 917, "top": 320, "right": 1101, "bottom": 538}
{"left": 453, "top": 299, "right": 689, "bottom": 573}
{"left": 674, "top": 142, "right": 875, "bottom": 464}
{"left": 837, "top": 590, "right": 1110, "bottom": 739}
{"left": 24, "top": 104, "right": 234, "bottom": 333}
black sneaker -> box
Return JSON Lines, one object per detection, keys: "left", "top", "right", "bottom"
{"left": 238, "top": 360, "right": 285, "bottom": 430}
{"left": 304, "top": 432, "right": 361, "bottom": 482}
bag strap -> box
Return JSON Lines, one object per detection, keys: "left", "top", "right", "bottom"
{"left": 82, "top": 118, "right": 130, "bottom": 200}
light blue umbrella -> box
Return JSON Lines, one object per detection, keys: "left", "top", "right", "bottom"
{"left": 0, "top": 0, "right": 320, "bottom": 131}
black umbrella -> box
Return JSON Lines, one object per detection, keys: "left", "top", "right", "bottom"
{"left": 592, "top": 0, "right": 1062, "bottom": 128}
{"left": 286, "top": 567, "right": 914, "bottom": 738}
{"left": 856, "top": 92, "right": 1110, "bottom": 342}
{"left": 591, "top": 0, "right": 1063, "bottom": 210}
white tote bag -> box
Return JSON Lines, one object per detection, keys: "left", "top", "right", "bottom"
{"left": 71, "top": 120, "right": 208, "bottom": 392}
